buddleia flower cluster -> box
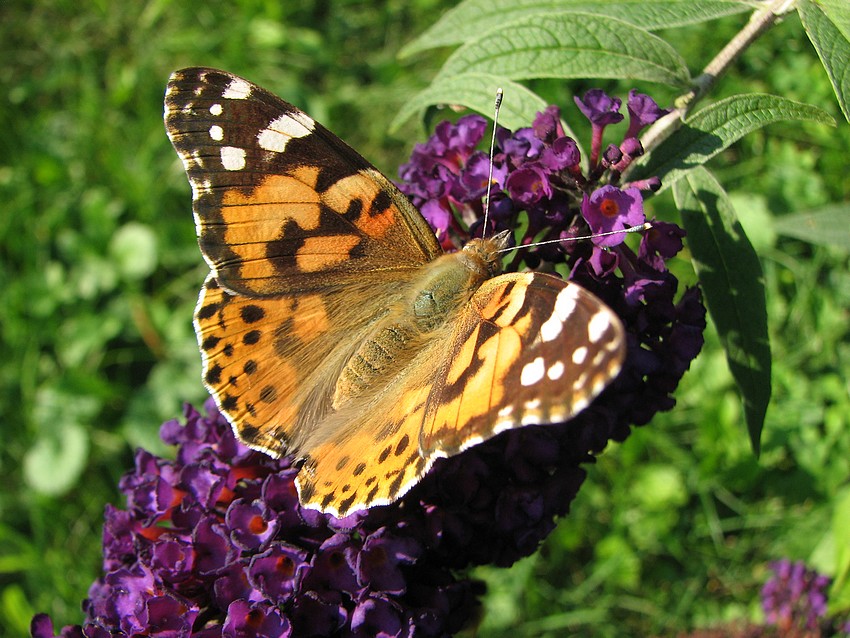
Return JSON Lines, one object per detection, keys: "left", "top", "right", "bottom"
{"left": 32, "top": 89, "right": 705, "bottom": 637}
{"left": 761, "top": 559, "right": 842, "bottom": 635}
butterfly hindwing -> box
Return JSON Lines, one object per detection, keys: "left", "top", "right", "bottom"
{"left": 294, "top": 272, "right": 626, "bottom": 517}
{"left": 421, "top": 272, "right": 626, "bottom": 457}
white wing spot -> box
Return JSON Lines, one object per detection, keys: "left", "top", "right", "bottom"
{"left": 547, "top": 361, "right": 565, "bottom": 380}
{"left": 459, "top": 434, "right": 484, "bottom": 452}
{"left": 593, "top": 349, "right": 611, "bottom": 366}
{"left": 555, "top": 285, "right": 579, "bottom": 320}
{"left": 220, "top": 146, "right": 246, "bottom": 171}
{"left": 257, "top": 113, "right": 315, "bottom": 152}
{"left": 520, "top": 357, "right": 546, "bottom": 386}
{"left": 498, "top": 405, "right": 513, "bottom": 417}
{"left": 540, "top": 310, "right": 563, "bottom": 342}
{"left": 572, "top": 346, "right": 588, "bottom": 365}
{"left": 573, "top": 371, "right": 589, "bottom": 391}
{"left": 209, "top": 103, "right": 223, "bottom": 116}
{"left": 222, "top": 78, "right": 252, "bottom": 99}
{"left": 588, "top": 310, "right": 612, "bottom": 344}
{"left": 191, "top": 179, "right": 212, "bottom": 201}
{"left": 209, "top": 125, "right": 224, "bottom": 141}
{"left": 493, "top": 420, "right": 515, "bottom": 435}
{"left": 572, "top": 397, "right": 590, "bottom": 415}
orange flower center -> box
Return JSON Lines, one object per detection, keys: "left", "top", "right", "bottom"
{"left": 600, "top": 198, "right": 620, "bottom": 218}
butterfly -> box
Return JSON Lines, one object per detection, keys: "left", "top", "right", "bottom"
{"left": 164, "top": 68, "right": 626, "bottom": 518}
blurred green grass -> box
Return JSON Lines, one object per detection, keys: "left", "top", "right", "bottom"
{"left": 2, "top": 2, "right": 848, "bottom": 636}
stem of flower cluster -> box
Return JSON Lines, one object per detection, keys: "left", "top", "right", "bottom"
{"left": 639, "top": 0, "right": 798, "bottom": 155}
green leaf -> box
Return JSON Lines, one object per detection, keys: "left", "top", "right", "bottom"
{"left": 434, "top": 13, "right": 691, "bottom": 88}
{"left": 829, "top": 486, "right": 850, "bottom": 613}
{"left": 391, "top": 73, "right": 551, "bottom": 133}
{"left": 799, "top": 0, "right": 850, "bottom": 123}
{"left": 633, "top": 94, "right": 835, "bottom": 189}
{"left": 673, "top": 167, "right": 771, "bottom": 454}
{"left": 773, "top": 203, "right": 850, "bottom": 250}
{"left": 401, "top": 0, "right": 755, "bottom": 58}
{"left": 110, "top": 221, "right": 158, "bottom": 281}
{"left": 23, "top": 424, "right": 90, "bottom": 496}
{"left": 0, "top": 585, "right": 34, "bottom": 637}
{"left": 24, "top": 386, "right": 98, "bottom": 495}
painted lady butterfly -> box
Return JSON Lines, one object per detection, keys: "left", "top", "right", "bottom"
{"left": 164, "top": 68, "right": 626, "bottom": 517}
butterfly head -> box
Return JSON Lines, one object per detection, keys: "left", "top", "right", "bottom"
{"left": 461, "top": 229, "right": 512, "bottom": 279}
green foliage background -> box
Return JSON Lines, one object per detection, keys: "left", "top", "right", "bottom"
{"left": 1, "top": 1, "right": 848, "bottom": 636}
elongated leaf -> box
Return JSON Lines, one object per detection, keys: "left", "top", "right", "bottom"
{"left": 435, "top": 12, "right": 690, "bottom": 88}
{"left": 773, "top": 204, "right": 850, "bottom": 250}
{"left": 673, "top": 167, "right": 770, "bottom": 454}
{"left": 391, "top": 73, "right": 552, "bottom": 133}
{"left": 632, "top": 94, "right": 835, "bottom": 189}
{"left": 829, "top": 487, "right": 850, "bottom": 612}
{"left": 401, "top": 0, "right": 755, "bottom": 58}
{"left": 799, "top": 0, "right": 850, "bottom": 123}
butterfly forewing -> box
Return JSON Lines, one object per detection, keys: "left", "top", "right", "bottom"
{"left": 164, "top": 67, "right": 440, "bottom": 297}
{"left": 165, "top": 67, "right": 628, "bottom": 518}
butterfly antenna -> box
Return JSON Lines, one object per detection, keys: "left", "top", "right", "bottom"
{"left": 495, "top": 222, "right": 653, "bottom": 254}
{"left": 482, "top": 88, "right": 503, "bottom": 238}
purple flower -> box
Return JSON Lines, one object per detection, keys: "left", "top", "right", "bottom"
{"left": 500, "top": 127, "right": 545, "bottom": 164}
{"left": 225, "top": 498, "right": 279, "bottom": 551}
{"left": 248, "top": 543, "right": 308, "bottom": 603}
{"left": 639, "top": 220, "right": 687, "bottom": 270}
{"left": 351, "top": 596, "right": 404, "bottom": 638}
{"left": 575, "top": 89, "right": 623, "bottom": 168}
{"left": 532, "top": 105, "right": 565, "bottom": 143}
{"left": 222, "top": 599, "right": 291, "bottom": 638}
{"left": 625, "top": 89, "right": 670, "bottom": 139}
{"left": 581, "top": 185, "right": 646, "bottom": 246}
{"left": 419, "top": 199, "right": 453, "bottom": 242}
{"left": 574, "top": 89, "right": 624, "bottom": 126}
{"left": 30, "top": 615, "right": 83, "bottom": 638}
{"left": 433, "top": 114, "right": 487, "bottom": 156}
{"left": 762, "top": 559, "right": 831, "bottom": 632}
{"left": 541, "top": 136, "right": 580, "bottom": 172}
{"left": 356, "top": 528, "right": 421, "bottom": 595}
{"left": 505, "top": 164, "right": 553, "bottom": 206}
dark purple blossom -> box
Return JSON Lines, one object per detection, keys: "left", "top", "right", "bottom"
{"left": 625, "top": 89, "right": 670, "bottom": 139}
{"left": 532, "top": 104, "right": 566, "bottom": 143}
{"left": 601, "top": 143, "right": 623, "bottom": 168}
{"left": 640, "top": 220, "right": 687, "bottom": 269}
{"left": 581, "top": 185, "right": 646, "bottom": 246}
{"left": 505, "top": 164, "right": 553, "bottom": 206}
{"left": 225, "top": 498, "right": 279, "bottom": 551}
{"left": 222, "top": 599, "right": 290, "bottom": 638}
{"left": 762, "top": 560, "right": 832, "bottom": 632}
{"left": 351, "top": 595, "right": 404, "bottom": 638}
{"left": 500, "top": 127, "right": 545, "bottom": 164}
{"left": 574, "top": 89, "right": 624, "bottom": 126}
{"left": 575, "top": 89, "right": 623, "bottom": 167}
{"left": 541, "top": 136, "right": 580, "bottom": 172}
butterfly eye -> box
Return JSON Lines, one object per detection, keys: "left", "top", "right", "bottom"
{"left": 413, "top": 291, "right": 438, "bottom": 318}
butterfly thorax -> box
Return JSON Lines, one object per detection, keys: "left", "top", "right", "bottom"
{"left": 331, "top": 233, "right": 510, "bottom": 409}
